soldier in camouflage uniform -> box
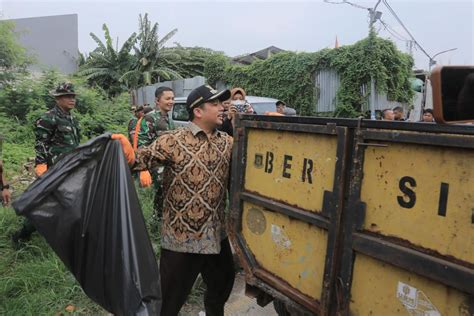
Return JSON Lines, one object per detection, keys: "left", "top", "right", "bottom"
{"left": 144, "top": 87, "right": 176, "bottom": 144}
{"left": 12, "top": 82, "right": 80, "bottom": 245}
{"left": 142, "top": 87, "right": 176, "bottom": 219}
{"left": 128, "top": 105, "right": 155, "bottom": 150}
{"left": 34, "top": 82, "right": 80, "bottom": 170}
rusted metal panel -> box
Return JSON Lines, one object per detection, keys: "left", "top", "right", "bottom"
{"left": 350, "top": 254, "right": 472, "bottom": 315}
{"left": 244, "top": 128, "right": 338, "bottom": 213}
{"left": 360, "top": 141, "right": 473, "bottom": 263}
{"left": 230, "top": 115, "right": 474, "bottom": 315}
{"left": 229, "top": 116, "right": 349, "bottom": 315}
{"left": 339, "top": 128, "right": 474, "bottom": 315}
{"left": 241, "top": 201, "right": 328, "bottom": 300}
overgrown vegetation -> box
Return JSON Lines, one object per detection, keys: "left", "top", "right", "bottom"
{"left": 161, "top": 46, "right": 224, "bottom": 78}
{"left": 0, "top": 21, "right": 34, "bottom": 84}
{"left": 205, "top": 31, "right": 414, "bottom": 117}
{"left": 77, "top": 24, "right": 138, "bottom": 98}
{"left": 79, "top": 14, "right": 220, "bottom": 99}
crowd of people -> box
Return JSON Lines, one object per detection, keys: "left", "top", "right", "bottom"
{"left": 380, "top": 105, "right": 435, "bottom": 122}
{"left": 0, "top": 81, "right": 440, "bottom": 315}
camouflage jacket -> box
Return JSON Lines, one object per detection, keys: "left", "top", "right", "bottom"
{"left": 34, "top": 105, "right": 81, "bottom": 166}
{"left": 143, "top": 110, "right": 175, "bottom": 145}
{"left": 128, "top": 116, "right": 151, "bottom": 149}
{"left": 127, "top": 116, "right": 138, "bottom": 139}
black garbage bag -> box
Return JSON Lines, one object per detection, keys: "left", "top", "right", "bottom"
{"left": 13, "top": 134, "right": 161, "bottom": 316}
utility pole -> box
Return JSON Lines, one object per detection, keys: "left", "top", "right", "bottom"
{"left": 369, "top": 0, "right": 382, "bottom": 120}
{"left": 406, "top": 40, "right": 414, "bottom": 57}
{"left": 369, "top": 1, "right": 382, "bottom": 28}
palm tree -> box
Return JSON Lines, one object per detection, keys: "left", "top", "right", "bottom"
{"left": 78, "top": 24, "right": 137, "bottom": 97}
{"left": 120, "top": 14, "right": 182, "bottom": 90}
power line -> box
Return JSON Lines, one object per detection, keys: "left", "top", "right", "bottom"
{"left": 323, "top": 0, "right": 370, "bottom": 10}
{"left": 382, "top": 19, "right": 410, "bottom": 41}
{"left": 382, "top": 25, "right": 407, "bottom": 42}
{"left": 379, "top": 19, "right": 410, "bottom": 42}
{"left": 381, "top": 0, "right": 432, "bottom": 60}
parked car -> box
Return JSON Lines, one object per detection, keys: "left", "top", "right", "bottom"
{"left": 171, "top": 96, "right": 295, "bottom": 127}
{"left": 170, "top": 97, "right": 189, "bottom": 128}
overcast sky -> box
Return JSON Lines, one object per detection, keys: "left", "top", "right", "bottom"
{"left": 1, "top": 0, "right": 472, "bottom": 70}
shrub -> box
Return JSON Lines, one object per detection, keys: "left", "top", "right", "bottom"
{"left": 204, "top": 34, "right": 414, "bottom": 117}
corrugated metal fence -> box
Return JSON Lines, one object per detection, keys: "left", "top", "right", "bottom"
{"left": 315, "top": 69, "right": 340, "bottom": 112}
{"left": 133, "top": 76, "right": 206, "bottom": 105}
{"left": 315, "top": 69, "right": 406, "bottom": 113}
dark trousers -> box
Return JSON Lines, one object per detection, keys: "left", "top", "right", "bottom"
{"left": 160, "top": 238, "right": 235, "bottom": 316}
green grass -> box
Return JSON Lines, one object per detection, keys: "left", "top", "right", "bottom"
{"left": 0, "top": 140, "right": 205, "bottom": 315}
{"left": 0, "top": 141, "right": 101, "bottom": 315}
{"left": 0, "top": 178, "right": 162, "bottom": 315}
{"left": 0, "top": 206, "right": 107, "bottom": 315}
{"left": 1, "top": 142, "right": 35, "bottom": 178}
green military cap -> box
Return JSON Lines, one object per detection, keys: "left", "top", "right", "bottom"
{"left": 50, "top": 82, "right": 76, "bottom": 97}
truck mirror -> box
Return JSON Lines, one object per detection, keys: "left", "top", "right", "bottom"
{"left": 431, "top": 65, "right": 474, "bottom": 123}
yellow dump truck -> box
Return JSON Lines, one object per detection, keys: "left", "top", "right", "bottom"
{"left": 228, "top": 65, "right": 474, "bottom": 315}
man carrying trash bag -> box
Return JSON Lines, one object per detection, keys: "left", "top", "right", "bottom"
{"left": 114, "top": 84, "right": 236, "bottom": 316}
{"left": 13, "top": 134, "right": 161, "bottom": 315}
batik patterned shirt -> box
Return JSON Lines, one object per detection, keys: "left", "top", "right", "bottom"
{"left": 135, "top": 122, "right": 233, "bottom": 254}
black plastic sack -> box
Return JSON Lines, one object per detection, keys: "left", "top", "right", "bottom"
{"left": 13, "top": 134, "right": 161, "bottom": 315}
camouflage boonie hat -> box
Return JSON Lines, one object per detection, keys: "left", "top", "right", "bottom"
{"left": 135, "top": 105, "right": 145, "bottom": 113}
{"left": 50, "top": 82, "right": 76, "bottom": 97}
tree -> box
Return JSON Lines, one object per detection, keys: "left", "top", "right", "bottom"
{"left": 78, "top": 24, "right": 137, "bottom": 97}
{"left": 120, "top": 14, "right": 182, "bottom": 88}
{"left": 161, "top": 46, "right": 224, "bottom": 78}
{"left": 77, "top": 51, "right": 88, "bottom": 67}
{"left": 0, "top": 21, "right": 32, "bottom": 83}
{"left": 204, "top": 53, "right": 230, "bottom": 86}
